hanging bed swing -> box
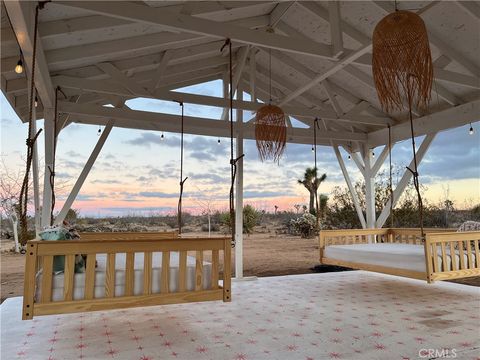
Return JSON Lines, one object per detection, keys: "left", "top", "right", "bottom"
{"left": 20, "top": 7, "right": 238, "bottom": 320}
{"left": 319, "top": 7, "right": 480, "bottom": 283}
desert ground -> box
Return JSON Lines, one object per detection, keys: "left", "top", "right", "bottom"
{"left": 0, "top": 230, "right": 321, "bottom": 302}
{"left": 2, "top": 227, "right": 478, "bottom": 303}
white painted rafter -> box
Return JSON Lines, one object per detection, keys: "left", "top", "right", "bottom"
{"left": 52, "top": 74, "right": 391, "bottom": 127}
{"left": 328, "top": 1, "right": 344, "bottom": 57}
{"left": 4, "top": 1, "right": 54, "bottom": 108}
{"left": 368, "top": 100, "right": 480, "bottom": 147}
{"left": 151, "top": 50, "right": 173, "bottom": 90}
{"left": 56, "top": 1, "right": 340, "bottom": 59}
{"left": 456, "top": 1, "right": 480, "bottom": 20}
{"left": 269, "top": 2, "right": 296, "bottom": 27}
{"left": 372, "top": 1, "right": 480, "bottom": 77}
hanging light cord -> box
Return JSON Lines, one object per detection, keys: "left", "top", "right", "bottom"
{"left": 177, "top": 101, "right": 188, "bottom": 235}
{"left": 388, "top": 125, "right": 394, "bottom": 228}
{"left": 18, "top": 3, "right": 45, "bottom": 243}
{"left": 269, "top": 49, "right": 272, "bottom": 103}
{"left": 221, "top": 38, "right": 244, "bottom": 248}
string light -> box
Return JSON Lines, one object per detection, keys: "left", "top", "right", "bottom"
{"left": 348, "top": 155, "right": 351, "bottom": 160}
{"left": 311, "top": 146, "right": 315, "bottom": 153}
{"left": 97, "top": 126, "right": 101, "bottom": 136}
{"left": 14, "top": 59, "right": 23, "bottom": 74}
{"left": 469, "top": 123, "right": 474, "bottom": 135}
{"left": 161, "top": 133, "right": 165, "bottom": 140}
{"left": 372, "top": 151, "right": 375, "bottom": 158}
{"left": 217, "top": 139, "right": 221, "bottom": 144}
{"left": 34, "top": 96, "right": 38, "bottom": 107}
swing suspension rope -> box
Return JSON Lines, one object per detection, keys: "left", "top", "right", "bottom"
{"left": 405, "top": 82, "right": 424, "bottom": 240}
{"left": 313, "top": 118, "right": 319, "bottom": 227}
{"left": 177, "top": 101, "right": 188, "bottom": 235}
{"left": 18, "top": 3, "right": 46, "bottom": 243}
{"left": 388, "top": 125, "right": 394, "bottom": 228}
{"left": 221, "top": 38, "right": 244, "bottom": 248}
{"left": 48, "top": 86, "right": 65, "bottom": 226}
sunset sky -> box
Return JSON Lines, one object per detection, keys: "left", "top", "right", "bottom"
{"left": 1, "top": 80, "right": 479, "bottom": 217}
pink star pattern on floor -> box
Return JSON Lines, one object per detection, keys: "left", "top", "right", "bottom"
{"left": 1, "top": 272, "right": 479, "bottom": 359}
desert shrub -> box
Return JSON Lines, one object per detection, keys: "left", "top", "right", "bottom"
{"left": 65, "top": 208, "right": 79, "bottom": 224}
{"left": 290, "top": 213, "right": 318, "bottom": 238}
{"left": 220, "top": 205, "right": 259, "bottom": 234}
{"left": 201, "top": 224, "right": 220, "bottom": 232}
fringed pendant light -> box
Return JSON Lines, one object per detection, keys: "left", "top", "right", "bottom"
{"left": 255, "top": 30, "right": 287, "bottom": 163}
{"left": 255, "top": 104, "right": 287, "bottom": 163}
{"left": 372, "top": 9, "right": 433, "bottom": 112}
{"left": 372, "top": 5, "right": 434, "bottom": 239}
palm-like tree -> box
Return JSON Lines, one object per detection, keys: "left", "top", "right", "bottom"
{"left": 297, "top": 167, "right": 327, "bottom": 215}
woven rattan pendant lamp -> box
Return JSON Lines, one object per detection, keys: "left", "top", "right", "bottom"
{"left": 372, "top": 8, "right": 433, "bottom": 112}
{"left": 372, "top": 4, "right": 433, "bottom": 238}
{"left": 255, "top": 30, "right": 287, "bottom": 163}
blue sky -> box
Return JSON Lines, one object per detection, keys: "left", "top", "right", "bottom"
{"left": 1, "top": 80, "right": 479, "bottom": 217}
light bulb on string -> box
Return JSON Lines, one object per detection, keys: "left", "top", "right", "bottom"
{"left": 469, "top": 124, "right": 474, "bottom": 135}
{"left": 34, "top": 97, "right": 38, "bottom": 107}
{"left": 14, "top": 59, "right": 23, "bottom": 74}
{"left": 348, "top": 155, "right": 351, "bottom": 160}
{"left": 217, "top": 139, "right": 221, "bottom": 145}
{"left": 97, "top": 126, "right": 101, "bottom": 136}
{"left": 372, "top": 151, "right": 375, "bottom": 158}
{"left": 311, "top": 146, "right": 315, "bottom": 153}
{"left": 161, "top": 133, "right": 165, "bottom": 140}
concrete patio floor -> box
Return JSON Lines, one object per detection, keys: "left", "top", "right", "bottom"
{"left": 1, "top": 271, "right": 479, "bottom": 360}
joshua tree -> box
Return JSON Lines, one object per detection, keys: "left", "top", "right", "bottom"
{"left": 318, "top": 194, "right": 329, "bottom": 226}
{"left": 297, "top": 167, "right": 327, "bottom": 215}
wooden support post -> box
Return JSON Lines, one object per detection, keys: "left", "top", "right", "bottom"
{"left": 54, "top": 120, "right": 114, "bottom": 225}
{"left": 235, "top": 89, "right": 244, "bottom": 279}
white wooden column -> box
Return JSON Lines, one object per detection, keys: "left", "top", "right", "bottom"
{"left": 41, "top": 107, "right": 55, "bottom": 228}
{"left": 334, "top": 146, "right": 366, "bottom": 229}
{"left": 29, "top": 87, "right": 41, "bottom": 235}
{"left": 31, "top": 118, "right": 41, "bottom": 236}
{"left": 363, "top": 147, "right": 376, "bottom": 230}
{"left": 235, "top": 89, "right": 244, "bottom": 279}
{"left": 54, "top": 120, "right": 114, "bottom": 225}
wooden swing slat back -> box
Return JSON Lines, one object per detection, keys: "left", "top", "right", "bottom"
{"left": 22, "top": 232, "right": 231, "bottom": 320}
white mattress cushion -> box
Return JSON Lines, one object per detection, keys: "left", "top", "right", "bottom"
{"left": 36, "top": 252, "right": 212, "bottom": 302}
{"left": 325, "top": 243, "right": 427, "bottom": 272}
{"left": 324, "top": 243, "right": 476, "bottom": 273}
